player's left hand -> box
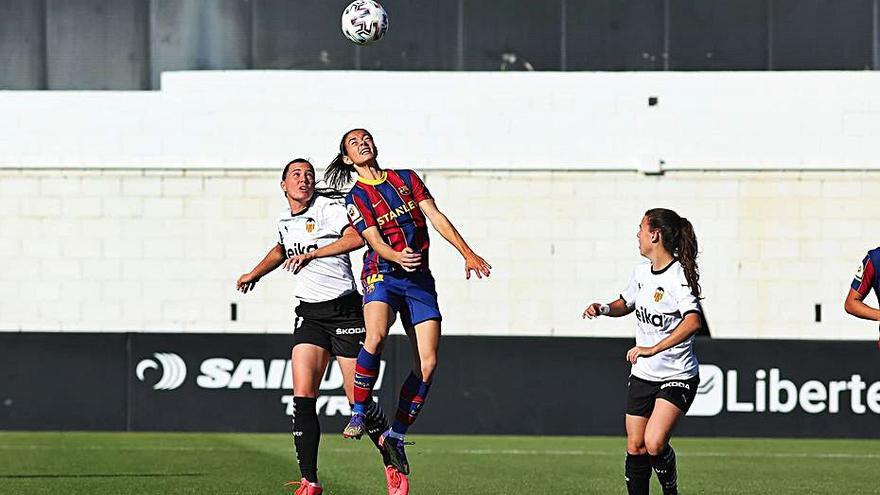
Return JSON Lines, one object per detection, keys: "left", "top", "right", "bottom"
{"left": 464, "top": 253, "right": 492, "bottom": 279}
{"left": 236, "top": 272, "right": 260, "bottom": 293}
{"left": 583, "top": 303, "right": 602, "bottom": 319}
{"left": 283, "top": 253, "right": 314, "bottom": 274}
{"left": 626, "top": 346, "right": 655, "bottom": 364}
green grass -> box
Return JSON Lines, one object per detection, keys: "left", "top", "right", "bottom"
{"left": 0, "top": 432, "right": 877, "bottom": 494}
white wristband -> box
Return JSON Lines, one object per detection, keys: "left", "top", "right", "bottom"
{"left": 599, "top": 304, "right": 610, "bottom": 315}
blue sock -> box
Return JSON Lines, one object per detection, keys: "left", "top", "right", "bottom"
{"left": 391, "top": 371, "right": 432, "bottom": 436}
{"left": 352, "top": 348, "right": 381, "bottom": 415}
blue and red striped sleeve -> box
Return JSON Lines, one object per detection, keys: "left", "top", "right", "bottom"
{"left": 402, "top": 169, "right": 432, "bottom": 203}
{"left": 345, "top": 187, "right": 376, "bottom": 234}
{"left": 852, "top": 253, "right": 876, "bottom": 296}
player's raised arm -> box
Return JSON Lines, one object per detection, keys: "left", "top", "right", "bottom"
{"left": 237, "top": 244, "right": 286, "bottom": 293}
{"left": 417, "top": 198, "right": 491, "bottom": 279}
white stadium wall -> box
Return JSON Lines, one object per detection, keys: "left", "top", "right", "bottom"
{"left": 2, "top": 168, "right": 879, "bottom": 340}
{"left": 1, "top": 71, "right": 879, "bottom": 339}
{"left": 3, "top": 70, "right": 880, "bottom": 171}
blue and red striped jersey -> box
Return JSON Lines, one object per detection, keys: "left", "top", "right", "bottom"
{"left": 852, "top": 247, "right": 880, "bottom": 302}
{"left": 345, "top": 169, "right": 433, "bottom": 279}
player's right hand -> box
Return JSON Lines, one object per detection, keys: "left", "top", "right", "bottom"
{"left": 396, "top": 247, "right": 421, "bottom": 272}
{"left": 236, "top": 273, "right": 259, "bottom": 293}
{"left": 464, "top": 252, "right": 491, "bottom": 280}
{"left": 283, "top": 252, "right": 314, "bottom": 274}
{"left": 583, "top": 303, "right": 603, "bottom": 319}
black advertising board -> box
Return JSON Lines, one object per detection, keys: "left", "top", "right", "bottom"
{"left": 3, "top": 333, "right": 880, "bottom": 438}
{"left": 0, "top": 333, "right": 128, "bottom": 430}
{"left": 128, "top": 333, "right": 398, "bottom": 433}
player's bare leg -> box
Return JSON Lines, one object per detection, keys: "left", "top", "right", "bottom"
{"left": 362, "top": 300, "right": 396, "bottom": 355}
{"left": 407, "top": 319, "right": 440, "bottom": 383}
{"left": 644, "top": 399, "right": 684, "bottom": 495}
{"left": 293, "top": 344, "right": 331, "bottom": 397}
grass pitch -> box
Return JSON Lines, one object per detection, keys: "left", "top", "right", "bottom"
{"left": 0, "top": 432, "right": 876, "bottom": 494}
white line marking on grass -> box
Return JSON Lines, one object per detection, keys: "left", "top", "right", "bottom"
{"left": 686, "top": 451, "right": 880, "bottom": 460}
{"left": 2, "top": 445, "right": 878, "bottom": 461}
{"left": 445, "top": 449, "right": 880, "bottom": 460}
{"left": 453, "top": 449, "right": 590, "bottom": 456}
{"left": 323, "top": 448, "right": 880, "bottom": 460}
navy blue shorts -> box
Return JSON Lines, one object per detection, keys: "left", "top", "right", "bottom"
{"left": 362, "top": 270, "right": 442, "bottom": 327}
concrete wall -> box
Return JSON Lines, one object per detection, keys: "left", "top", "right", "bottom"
{"left": 2, "top": 168, "right": 877, "bottom": 340}
{"left": 3, "top": 71, "right": 880, "bottom": 171}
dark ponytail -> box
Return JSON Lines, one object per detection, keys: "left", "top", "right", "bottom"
{"left": 315, "top": 184, "right": 345, "bottom": 199}
{"left": 645, "top": 208, "right": 701, "bottom": 298}
{"left": 324, "top": 153, "right": 353, "bottom": 191}
{"left": 676, "top": 216, "right": 700, "bottom": 298}
{"left": 324, "top": 128, "right": 368, "bottom": 191}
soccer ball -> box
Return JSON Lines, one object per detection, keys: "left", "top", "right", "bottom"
{"left": 341, "top": 0, "right": 389, "bottom": 45}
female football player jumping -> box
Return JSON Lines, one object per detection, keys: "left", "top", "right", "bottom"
{"left": 236, "top": 159, "right": 408, "bottom": 495}
{"left": 583, "top": 208, "right": 703, "bottom": 495}
{"left": 324, "top": 128, "right": 491, "bottom": 476}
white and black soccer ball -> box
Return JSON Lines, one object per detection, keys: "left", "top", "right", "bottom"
{"left": 341, "top": 0, "right": 389, "bottom": 45}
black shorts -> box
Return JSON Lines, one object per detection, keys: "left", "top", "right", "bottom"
{"left": 293, "top": 291, "right": 365, "bottom": 358}
{"left": 626, "top": 375, "right": 700, "bottom": 417}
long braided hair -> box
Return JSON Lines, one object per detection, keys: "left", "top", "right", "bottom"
{"left": 645, "top": 208, "right": 701, "bottom": 298}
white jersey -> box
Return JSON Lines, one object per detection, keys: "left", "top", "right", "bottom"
{"left": 620, "top": 259, "right": 701, "bottom": 381}
{"left": 277, "top": 195, "right": 357, "bottom": 303}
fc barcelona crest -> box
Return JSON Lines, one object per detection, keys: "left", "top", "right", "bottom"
{"left": 653, "top": 287, "right": 665, "bottom": 303}
{"left": 305, "top": 218, "right": 316, "bottom": 233}
{"left": 397, "top": 185, "right": 410, "bottom": 196}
